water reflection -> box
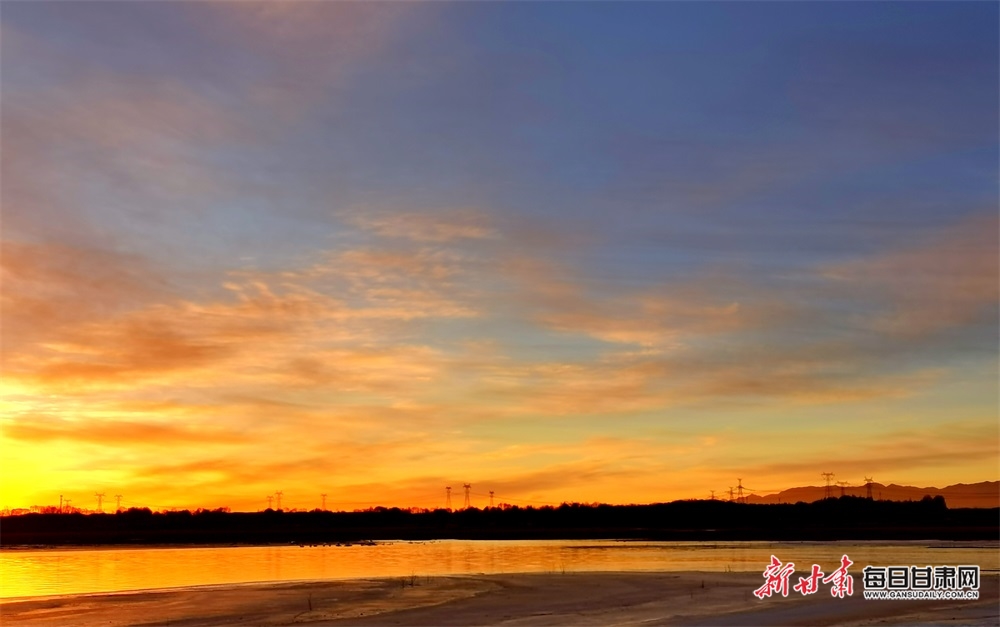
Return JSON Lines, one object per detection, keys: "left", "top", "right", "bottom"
{"left": 1, "top": 540, "right": 996, "bottom": 599}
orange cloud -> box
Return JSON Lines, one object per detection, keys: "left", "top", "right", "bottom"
{"left": 1, "top": 241, "right": 170, "bottom": 357}
{"left": 3, "top": 416, "right": 248, "bottom": 446}
{"left": 2, "top": 203, "right": 996, "bottom": 509}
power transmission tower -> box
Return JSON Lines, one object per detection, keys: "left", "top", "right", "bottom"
{"left": 445, "top": 486, "right": 452, "bottom": 510}
{"left": 275, "top": 491, "right": 283, "bottom": 510}
{"left": 463, "top": 484, "right": 471, "bottom": 509}
{"left": 321, "top": 494, "right": 327, "bottom": 511}
{"left": 64, "top": 499, "right": 71, "bottom": 512}
{"left": 864, "top": 477, "right": 874, "bottom": 500}
{"left": 736, "top": 478, "right": 745, "bottom": 504}
{"left": 95, "top": 493, "right": 105, "bottom": 513}
{"left": 836, "top": 481, "right": 848, "bottom": 498}
{"left": 266, "top": 495, "right": 273, "bottom": 509}
{"left": 728, "top": 487, "right": 734, "bottom": 502}
{"left": 709, "top": 490, "right": 715, "bottom": 500}
{"left": 821, "top": 472, "right": 835, "bottom": 500}
{"left": 115, "top": 494, "right": 123, "bottom": 512}
{"left": 59, "top": 494, "right": 64, "bottom": 514}
{"left": 489, "top": 491, "right": 495, "bottom": 508}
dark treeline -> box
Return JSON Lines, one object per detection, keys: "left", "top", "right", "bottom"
{"left": 2, "top": 496, "right": 996, "bottom": 546}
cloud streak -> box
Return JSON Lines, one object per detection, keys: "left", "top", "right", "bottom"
{"left": 3, "top": 416, "right": 249, "bottom": 447}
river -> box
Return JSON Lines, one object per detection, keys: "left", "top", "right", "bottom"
{"left": 1, "top": 539, "right": 996, "bottom": 599}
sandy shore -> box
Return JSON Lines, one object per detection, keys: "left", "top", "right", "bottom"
{"left": 2, "top": 572, "right": 996, "bottom": 626}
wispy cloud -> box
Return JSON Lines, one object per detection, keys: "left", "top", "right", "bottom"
{"left": 822, "top": 212, "right": 998, "bottom": 338}
{"left": 343, "top": 208, "right": 498, "bottom": 243}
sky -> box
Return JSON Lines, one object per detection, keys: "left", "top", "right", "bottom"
{"left": 2, "top": 2, "right": 997, "bottom": 513}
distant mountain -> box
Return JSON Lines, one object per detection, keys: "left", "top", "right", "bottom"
{"left": 743, "top": 481, "right": 998, "bottom": 509}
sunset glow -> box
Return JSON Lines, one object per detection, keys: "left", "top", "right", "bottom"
{"left": 2, "top": 2, "right": 997, "bottom": 512}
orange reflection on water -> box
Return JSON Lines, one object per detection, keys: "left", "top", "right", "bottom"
{"left": 1, "top": 540, "right": 997, "bottom": 599}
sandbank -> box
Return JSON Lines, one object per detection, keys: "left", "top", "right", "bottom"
{"left": 1, "top": 572, "right": 996, "bottom": 626}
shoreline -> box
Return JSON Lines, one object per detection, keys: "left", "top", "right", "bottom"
{"left": 6, "top": 500, "right": 996, "bottom": 548}
{"left": 3, "top": 537, "right": 997, "bottom": 552}
{"left": 2, "top": 571, "right": 996, "bottom": 626}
